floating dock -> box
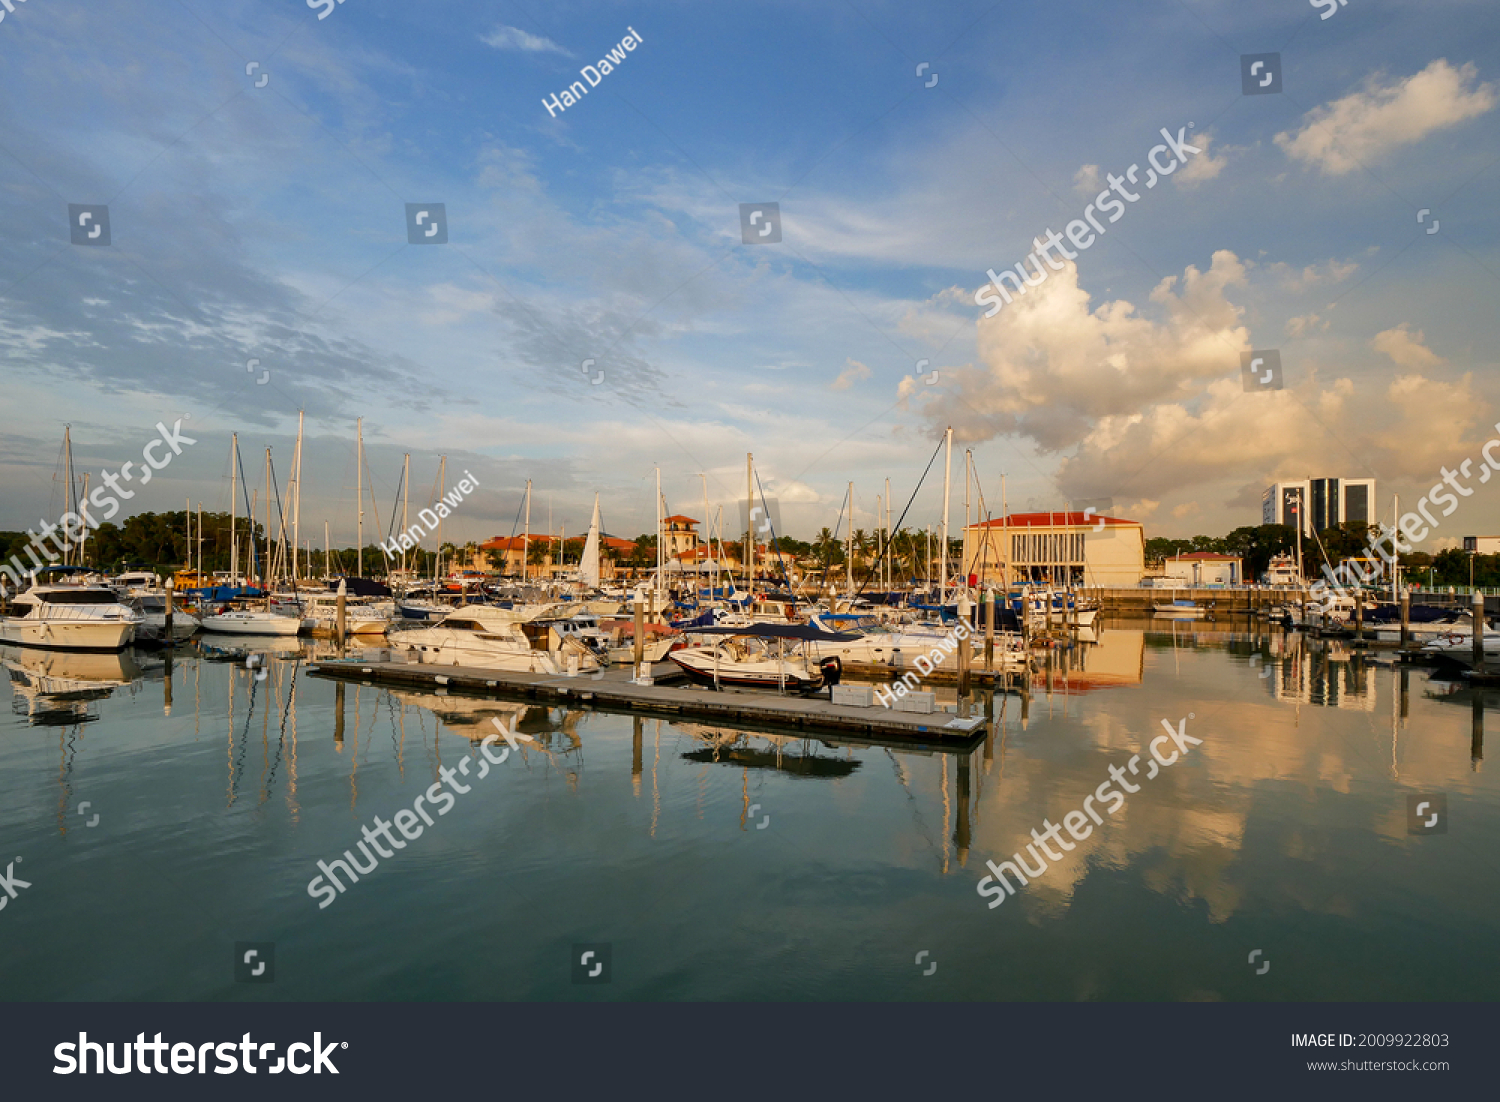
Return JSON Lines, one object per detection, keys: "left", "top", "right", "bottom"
{"left": 307, "top": 658, "right": 990, "bottom": 746}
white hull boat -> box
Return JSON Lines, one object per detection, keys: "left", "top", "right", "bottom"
{"left": 200, "top": 610, "right": 307, "bottom": 636}
{"left": 397, "top": 604, "right": 602, "bottom": 674}
{"left": 0, "top": 585, "right": 142, "bottom": 651}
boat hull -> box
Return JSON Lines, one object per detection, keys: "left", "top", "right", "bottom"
{"left": 0, "top": 618, "right": 136, "bottom": 651}
{"left": 200, "top": 614, "right": 305, "bottom": 636}
{"left": 669, "top": 650, "right": 821, "bottom": 691}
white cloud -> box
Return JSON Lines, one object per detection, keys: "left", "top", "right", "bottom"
{"left": 1275, "top": 59, "right": 1497, "bottom": 175}
{"left": 1173, "top": 131, "right": 1233, "bottom": 186}
{"left": 1372, "top": 323, "right": 1444, "bottom": 368}
{"left": 1285, "top": 312, "right": 1330, "bottom": 338}
{"left": 909, "top": 251, "right": 1253, "bottom": 451}
{"left": 481, "top": 26, "right": 572, "bottom": 56}
{"left": 830, "top": 358, "right": 872, "bottom": 390}
{"left": 1269, "top": 257, "right": 1359, "bottom": 292}
{"left": 1073, "top": 164, "right": 1101, "bottom": 197}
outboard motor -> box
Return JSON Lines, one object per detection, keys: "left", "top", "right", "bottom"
{"left": 817, "top": 655, "right": 842, "bottom": 690}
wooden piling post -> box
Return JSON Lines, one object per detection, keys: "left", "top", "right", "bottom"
{"left": 1400, "top": 589, "right": 1410, "bottom": 648}
{"left": 1354, "top": 590, "right": 1363, "bottom": 640}
{"left": 633, "top": 590, "right": 645, "bottom": 681}
{"left": 984, "top": 587, "right": 995, "bottom": 672}
{"left": 164, "top": 577, "right": 175, "bottom": 639}
{"left": 1474, "top": 590, "right": 1485, "bottom": 670}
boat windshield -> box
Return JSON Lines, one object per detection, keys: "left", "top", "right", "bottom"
{"left": 36, "top": 590, "right": 121, "bottom": 605}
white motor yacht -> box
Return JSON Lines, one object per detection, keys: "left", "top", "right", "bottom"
{"left": 396, "top": 604, "right": 602, "bottom": 673}
{"left": 0, "top": 584, "right": 143, "bottom": 650}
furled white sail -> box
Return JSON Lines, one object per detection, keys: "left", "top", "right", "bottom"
{"left": 579, "top": 494, "right": 601, "bottom": 587}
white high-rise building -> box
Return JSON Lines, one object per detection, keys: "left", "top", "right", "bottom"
{"left": 1263, "top": 477, "right": 1376, "bottom": 536}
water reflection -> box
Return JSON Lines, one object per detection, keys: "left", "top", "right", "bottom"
{"left": 2, "top": 645, "right": 146, "bottom": 725}
{"left": 2, "top": 622, "right": 1496, "bottom": 1000}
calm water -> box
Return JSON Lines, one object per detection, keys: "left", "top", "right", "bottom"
{"left": 1, "top": 620, "right": 1496, "bottom": 1001}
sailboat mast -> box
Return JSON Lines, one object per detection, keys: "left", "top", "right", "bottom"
{"left": 356, "top": 418, "right": 364, "bottom": 578}
{"left": 230, "top": 434, "right": 238, "bottom": 584}
{"left": 197, "top": 501, "right": 203, "bottom": 580}
{"left": 291, "top": 409, "right": 304, "bottom": 582}
{"left": 437, "top": 455, "right": 447, "bottom": 582}
{"left": 79, "top": 473, "right": 89, "bottom": 566}
{"left": 846, "top": 482, "right": 854, "bottom": 596}
{"left": 701, "top": 473, "right": 710, "bottom": 596}
{"left": 62, "top": 426, "right": 75, "bottom": 566}
{"left": 523, "top": 479, "right": 531, "bottom": 583}
{"left": 264, "top": 449, "right": 273, "bottom": 593}
{"left": 876, "top": 476, "right": 888, "bottom": 593}
{"left": 186, "top": 497, "right": 192, "bottom": 579}
{"left": 401, "top": 452, "right": 410, "bottom": 579}
{"left": 941, "top": 425, "right": 952, "bottom": 600}
{"left": 745, "top": 453, "right": 754, "bottom": 591}
{"left": 655, "top": 466, "right": 663, "bottom": 605}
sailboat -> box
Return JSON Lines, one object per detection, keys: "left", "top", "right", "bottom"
{"left": 200, "top": 440, "right": 309, "bottom": 636}
{"left": 579, "top": 493, "right": 602, "bottom": 590}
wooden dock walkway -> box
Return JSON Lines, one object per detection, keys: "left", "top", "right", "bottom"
{"left": 307, "top": 658, "right": 990, "bottom": 747}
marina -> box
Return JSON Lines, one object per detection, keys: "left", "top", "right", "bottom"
{"left": 1, "top": 616, "right": 1495, "bottom": 1001}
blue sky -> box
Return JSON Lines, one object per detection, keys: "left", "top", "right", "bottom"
{"left": 3, "top": 0, "right": 1499, "bottom": 548}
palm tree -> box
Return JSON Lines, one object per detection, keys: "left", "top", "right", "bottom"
{"left": 852, "top": 528, "right": 869, "bottom": 572}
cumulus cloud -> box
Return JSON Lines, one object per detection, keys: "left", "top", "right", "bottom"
{"left": 1173, "top": 131, "right": 1233, "bottom": 186}
{"left": 830, "top": 359, "right": 872, "bottom": 390}
{"left": 910, "top": 251, "right": 1252, "bottom": 451}
{"left": 1275, "top": 59, "right": 1497, "bottom": 175}
{"left": 481, "top": 26, "right": 572, "bottom": 55}
{"left": 1285, "top": 312, "right": 1330, "bottom": 338}
{"left": 1372, "top": 323, "right": 1444, "bottom": 368}
{"left": 1270, "top": 257, "right": 1359, "bottom": 292}
{"left": 1072, "top": 164, "right": 1101, "bottom": 197}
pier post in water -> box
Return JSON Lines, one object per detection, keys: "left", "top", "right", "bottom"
{"left": 984, "top": 587, "right": 994, "bottom": 672}
{"left": 1400, "top": 589, "right": 1410, "bottom": 648}
{"left": 1473, "top": 692, "right": 1484, "bottom": 772}
{"left": 1354, "top": 590, "right": 1363, "bottom": 639}
{"left": 633, "top": 590, "right": 645, "bottom": 681}
{"left": 164, "top": 577, "right": 174, "bottom": 638}
{"left": 957, "top": 594, "right": 972, "bottom": 709}
{"left": 1474, "top": 590, "right": 1486, "bottom": 670}
{"left": 336, "top": 578, "right": 347, "bottom": 652}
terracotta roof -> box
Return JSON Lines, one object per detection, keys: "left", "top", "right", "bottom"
{"left": 968, "top": 512, "right": 1138, "bottom": 528}
{"left": 662, "top": 515, "right": 699, "bottom": 525}
{"left": 480, "top": 536, "right": 531, "bottom": 551}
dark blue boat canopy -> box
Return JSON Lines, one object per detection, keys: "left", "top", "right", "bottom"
{"left": 685, "top": 624, "right": 860, "bottom": 641}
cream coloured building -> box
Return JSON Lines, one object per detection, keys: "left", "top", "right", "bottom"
{"left": 961, "top": 511, "right": 1145, "bottom": 587}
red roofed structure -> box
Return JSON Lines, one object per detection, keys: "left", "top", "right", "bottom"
{"left": 963, "top": 511, "right": 1145, "bottom": 587}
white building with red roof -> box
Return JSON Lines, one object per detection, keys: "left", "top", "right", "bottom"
{"left": 1162, "top": 551, "right": 1242, "bottom": 586}
{"left": 961, "top": 511, "right": 1145, "bottom": 587}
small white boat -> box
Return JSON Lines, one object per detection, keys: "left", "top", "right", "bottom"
{"left": 300, "top": 592, "right": 393, "bottom": 636}
{"left": 1153, "top": 600, "right": 1205, "bottom": 619}
{"left": 128, "top": 592, "right": 201, "bottom": 643}
{"left": 671, "top": 638, "right": 831, "bottom": 691}
{"left": 199, "top": 609, "right": 307, "bottom": 636}
{"left": 0, "top": 585, "right": 143, "bottom": 650}
{"left": 669, "top": 624, "right": 850, "bottom": 691}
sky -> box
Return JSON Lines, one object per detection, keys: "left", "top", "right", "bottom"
{"left": 2, "top": 0, "right": 1499, "bottom": 550}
